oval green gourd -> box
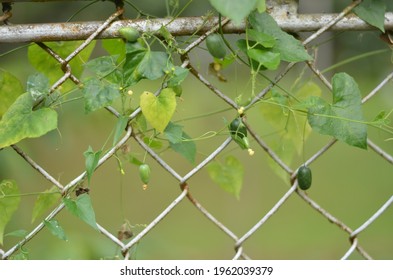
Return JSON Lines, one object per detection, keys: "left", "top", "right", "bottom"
{"left": 206, "top": 34, "right": 227, "bottom": 59}
{"left": 118, "top": 27, "right": 140, "bottom": 42}
{"left": 139, "top": 163, "right": 151, "bottom": 185}
{"left": 229, "top": 118, "right": 247, "bottom": 139}
{"left": 229, "top": 118, "right": 250, "bottom": 150}
{"left": 297, "top": 165, "right": 312, "bottom": 190}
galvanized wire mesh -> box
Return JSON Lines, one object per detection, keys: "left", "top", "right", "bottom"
{"left": 0, "top": 0, "right": 392, "bottom": 260}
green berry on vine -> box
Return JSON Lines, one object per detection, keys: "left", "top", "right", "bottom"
{"left": 206, "top": 33, "right": 227, "bottom": 59}
{"left": 139, "top": 163, "right": 151, "bottom": 190}
{"left": 118, "top": 27, "right": 140, "bottom": 42}
{"left": 297, "top": 165, "right": 312, "bottom": 190}
{"left": 229, "top": 118, "right": 253, "bottom": 155}
{"left": 229, "top": 117, "right": 247, "bottom": 139}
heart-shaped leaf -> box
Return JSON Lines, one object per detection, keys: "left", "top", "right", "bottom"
{"left": 0, "top": 92, "right": 58, "bottom": 149}
{"left": 28, "top": 41, "right": 96, "bottom": 92}
{"left": 207, "top": 156, "right": 244, "bottom": 199}
{"left": 63, "top": 194, "right": 98, "bottom": 231}
{"left": 83, "top": 146, "right": 102, "bottom": 186}
{"left": 260, "top": 83, "right": 321, "bottom": 182}
{"left": 82, "top": 78, "right": 120, "bottom": 114}
{"left": 209, "top": 0, "right": 258, "bottom": 25}
{"left": 169, "top": 131, "right": 196, "bottom": 164}
{"left": 249, "top": 11, "right": 312, "bottom": 62}
{"left": 354, "top": 0, "right": 386, "bottom": 32}
{"left": 246, "top": 48, "right": 281, "bottom": 70}
{"left": 307, "top": 73, "right": 367, "bottom": 149}
{"left": 140, "top": 88, "right": 177, "bottom": 133}
{"left": 0, "top": 70, "right": 24, "bottom": 118}
{"left": 247, "top": 29, "right": 276, "bottom": 48}
{"left": 164, "top": 122, "right": 184, "bottom": 144}
{"left": 27, "top": 73, "right": 50, "bottom": 102}
{"left": 31, "top": 186, "right": 61, "bottom": 223}
{"left": 123, "top": 43, "right": 170, "bottom": 87}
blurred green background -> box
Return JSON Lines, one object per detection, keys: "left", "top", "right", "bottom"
{"left": 0, "top": 0, "right": 392, "bottom": 259}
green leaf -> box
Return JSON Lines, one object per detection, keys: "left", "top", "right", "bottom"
{"left": 166, "top": 67, "right": 189, "bottom": 87}
{"left": 256, "top": 0, "right": 266, "bottom": 13}
{"left": 307, "top": 73, "right": 367, "bottom": 149}
{"left": 373, "top": 110, "right": 386, "bottom": 122}
{"left": 217, "top": 54, "right": 236, "bottom": 69}
{"left": 246, "top": 48, "right": 281, "bottom": 70}
{"left": 123, "top": 44, "right": 170, "bottom": 86}
{"left": 4, "top": 229, "right": 28, "bottom": 238}
{"left": 247, "top": 29, "right": 276, "bottom": 48}
{"left": 266, "top": 141, "right": 295, "bottom": 182}
{"left": 127, "top": 156, "right": 143, "bottom": 166}
{"left": 164, "top": 122, "right": 196, "bottom": 163}
{"left": 31, "top": 186, "right": 61, "bottom": 223}
{"left": 63, "top": 194, "right": 98, "bottom": 230}
{"left": 84, "top": 55, "right": 122, "bottom": 84}
{"left": 164, "top": 122, "right": 183, "bottom": 144}
{"left": 102, "top": 38, "right": 126, "bottom": 63}
{"left": 209, "top": 0, "right": 258, "bottom": 25}
{"left": 372, "top": 110, "right": 390, "bottom": 126}
{"left": 143, "top": 137, "right": 164, "bottom": 150}
{"left": 122, "top": 43, "right": 146, "bottom": 85}
{"left": 83, "top": 146, "right": 102, "bottom": 185}
{"left": 113, "top": 115, "right": 129, "bottom": 147}
{"left": 44, "top": 219, "right": 67, "bottom": 241}
{"left": 0, "top": 70, "right": 24, "bottom": 119}
{"left": 169, "top": 131, "right": 196, "bottom": 164}
{"left": 249, "top": 11, "right": 312, "bottom": 62}
{"left": 237, "top": 39, "right": 280, "bottom": 71}
{"left": 27, "top": 73, "right": 50, "bottom": 102}
{"left": 0, "top": 92, "right": 58, "bottom": 149}
{"left": 140, "top": 88, "right": 177, "bottom": 133}
{"left": 138, "top": 52, "right": 170, "bottom": 80}
{"left": 125, "top": 40, "right": 146, "bottom": 54}
{"left": 82, "top": 78, "right": 120, "bottom": 114}
{"left": 134, "top": 113, "right": 147, "bottom": 133}
{"left": 0, "top": 180, "right": 20, "bottom": 244}
{"left": 207, "top": 156, "right": 244, "bottom": 199}
{"left": 260, "top": 83, "right": 321, "bottom": 181}
{"left": 354, "top": 0, "right": 386, "bottom": 32}
{"left": 28, "top": 41, "right": 96, "bottom": 92}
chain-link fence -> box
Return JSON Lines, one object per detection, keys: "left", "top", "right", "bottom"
{"left": 0, "top": 0, "right": 392, "bottom": 260}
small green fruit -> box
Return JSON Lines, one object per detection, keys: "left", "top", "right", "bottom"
{"left": 206, "top": 34, "right": 227, "bottom": 59}
{"left": 229, "top": 118, "right": 250, "bottom": 150}
{"left": 118, "top": 27, "right": 140, "bottom": 42}
{"left": 139, "top": 163, "right": 151, "bottom": 185}
{"left": 229, "top": 118, "right": 247, "bottom": 139}
{"left": 297, "top": 165, "right": 312, "bottom": 190}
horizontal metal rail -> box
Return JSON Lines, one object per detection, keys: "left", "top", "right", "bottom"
{"left": 1, "top": 13, "right": 393, "bottom": 43}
